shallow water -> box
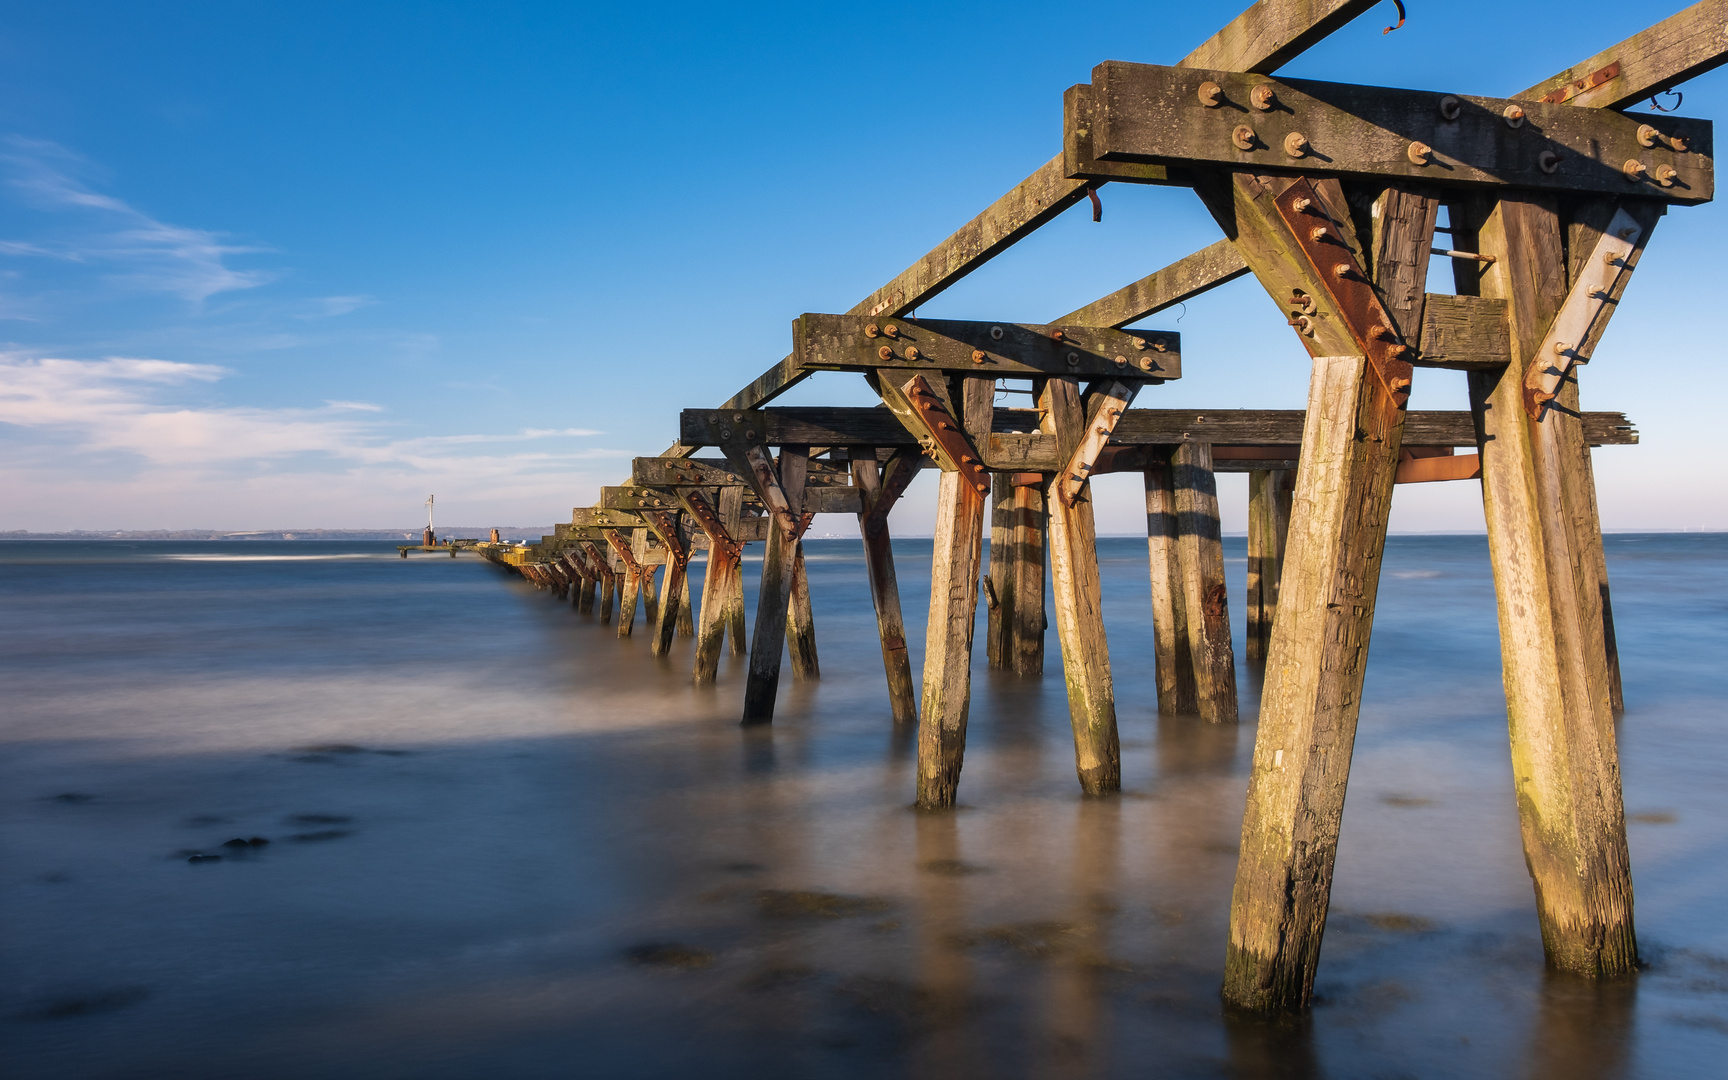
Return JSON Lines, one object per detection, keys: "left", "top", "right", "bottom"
{"left": 2, "top": 535, "right": 1726, "bottom": 1079}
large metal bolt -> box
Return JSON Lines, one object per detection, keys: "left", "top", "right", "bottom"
{"left": 1133, "top": 337, "right": 1148, "bottom": 350}
{"left": 1114, "top": 355, "right": 1127, "bottom": 369}
{"left": 905, "top": 345, "right": 922, "bottom": 361}
{"left": 1139, "top": 356, "right": 1154, "bottom": 371}
{"left": 864, "top": 323, "right": 880, "bottom": 338}
{"left": 878, "top": 345, "right": 894, "bottom": 360}
{"left": 1670, "top": 134, "right": 1690, "bottom": 153}
{"left": 1638, "top": 124, "right": 1660, "bottom": 148}
{"left": 1654, "top": 164, "right": 1678, "bottom": 187}
{"left": 1438, "top": 95, "right": 1461, "bottom": 121}
{"left": 744, "top": 429, "right": 757, "bottom": 440}
{"left": 1407, "top": 140, "right": 1432, "bottom": 166}
{"left": 1284, "top": 131, "right": 1309, "bottom": 157}
{"left": 1066, "top": 352, "right": 1080, "bottom": 367}
{"left": 971, "top": 349, "right": 986, "bottom": 363}
{"left": 1538, "top": 150, "right": 1561, "bottom": 174}
{"left": 1332, "top": 263, "right": 1353, "bottom": 279}
{"left": 1151, "top": 336, "right": 1168, "bottom": 352}
{"left": 1232, "top": 125, "right": 1256, "bottom": 151}
{"left": 733, "top": 413, "right": 744, "bottom": 423}
{"left": 883, "top": 323, "right": 898, "bottom": 338}
{"left": 989, "top": 325, "right": 1004, "bottom": 341}
{"left": 1503, "top": 104, "right": 1525, "bottom": 128}
{"left": 1292, "top": 196, "right": 1313, "bottom": 212}
{"left": 1309, "top": 226, "right": 1329, "bottom": 242}
{"left": 720, "top": 427, "right": 733, "bottom": 439}
{"left": 1051, "top": 329, "right": 1065, "bottom": 341}
{"left": 1623, "top": 159, "right": 1648, "bottom": 182}
{"left": 1250, "top": 84, "right": 1277, "bottom": 111}
{"left": 1197, "top": 80, "right": 1223, "bottom": 107}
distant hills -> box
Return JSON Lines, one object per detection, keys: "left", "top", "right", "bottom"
{"left": 1, "top": 528, "right": 554, "bottom": 542}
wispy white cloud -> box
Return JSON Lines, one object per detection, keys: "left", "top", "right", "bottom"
{"left": 0, "top": 352, "right": 627, "bottom": 528}
{"left": 0, "top": 136, "right": 273, "bottom": 302}
{"left": 302, "top": 295, "right": 376, "bottom": 319}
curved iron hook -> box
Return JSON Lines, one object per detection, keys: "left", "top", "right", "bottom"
{"left": 1649, "top": 89, "right": 1683, "bottom": 113}
{"left": 1382, "top": 0, "right": 1407, "bottom": 34}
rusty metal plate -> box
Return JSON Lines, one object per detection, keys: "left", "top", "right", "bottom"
{"left": 900, "top": 375, "right": 991, "bottom": 495}
{"left": 1273, "top": 179, "right": 1414, "bottom": 407}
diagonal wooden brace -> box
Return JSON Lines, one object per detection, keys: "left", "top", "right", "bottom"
{"left": 896, "top": 374, "right": 991, "bottom": 495}
{"left": 1054, "top": 380, "right": 1139, "bottom": 507}
{"left": 605, "top": 528, "right": 642, "bottom": 577}
{"left": 862, "top": 447, "right": 925, "bottom": 532}
{"left": 1273, "top": 178, "right": 1415, "bottom": 409}
{"left": 1522, "top": 207, "right": 1643, "bottom": 418}
{"left": 642, "top": 510, "right": 688, "bottom": 567}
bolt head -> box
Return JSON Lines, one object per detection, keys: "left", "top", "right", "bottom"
{"left": 1051, "top": 329, "right": 1065, "bottom": 341}
{"left": 1438, "top": 95, "right": 1461, "bottom": 121}
{"left": 1284, "top": 131, "right": 1309, "bottom": 157}
{"left": 743, "top": 429, "right": 757, "bottom": 441}
{"left": 1538, "top": 150, "right": 1560, "bottom": 174}
{"left": 1333, "top": 263, "right": 1353, "bottom": 279}
{"left": 1623, "top": 158, "right": 1647, "bottom": 181}
{"left": 864, "top": 323, "right": 880, "bottom": 338}
{"left": 1655, "top": 163, "right": 1678, "bottom": 187}
{"left": 878, "top": 345, "right": 894, "bottom": 360}
{"left": 1114, "top": 355, "right": 1127, "bottom": 368}
{"left": 1407, "top": 140, "right": 1432, "bottom": 165}
{"left": 1232, "top": 125, "right": 1256, "bottom": 151}
{"left": 1066, "top": 352, "right": 1080, "bottom": 367}
{"left": 1152, "top": 337, "right": 1168, "bottom": 352}
{"left": 1133, "top": 337, "right": 1147, "bottom": 350}
{"left": 1139, "top": 357, "right": 1153, "bottom": 371}
{"left": 1292, "top": 196, "right": 1313, "bottom": 213}
{"left": 720, "top": 427, "right": 733, "bottom": 439}
{"left": 734, "top": 413, "right": 744, "bottom": 423}
{"left": 1638, "top": 123, "right": 1659, "bottom": 148}
{"left": 905, "top": 345, "right": 922, "bottom": 361}
{"left": 883, "top": 324, "right": 898, "bottom": 338}
{"left": 1197, "top": 80, "right": 1223, "bottom": 107}
{"left": 1250, "top": 84, "right": 1276, "bottom": 111}
{"left": 1309, "top": 225, "right": 1329, "bottom": 242}
{"left": 989, "top": 325, "right": 1004, "bottom": 341}
{"left": 971, "top": 350, "right": 986, "bottom": 363}
{"left": 1503, "top": 104, "right": 1525, "bottom": 128}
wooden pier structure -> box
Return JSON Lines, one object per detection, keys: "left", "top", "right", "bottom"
{"left": 479, "top": 0, "right": 1725, "bottom": 1012}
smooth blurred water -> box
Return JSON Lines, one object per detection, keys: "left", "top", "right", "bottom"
{"left": 2, "top": 535, "right": 1726, "bottom": 1079}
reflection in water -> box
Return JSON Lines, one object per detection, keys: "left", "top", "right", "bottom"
{"left": 2, "top": 536, "right": 1727, "bottom": 1078}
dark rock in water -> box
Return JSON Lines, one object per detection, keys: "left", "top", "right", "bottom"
{"left": 24, "top": 986, "right": 148, "bottom": 1021}
{"left": 626, "top": 943, "right": 715, "bottom": 969}
{"left": 757, "top": 889, "right": 893, "bottom": 919}
{"left": 248, "top": 836, "right": 270, "bottom": 846}
{"left": 286, "top": 814, "right": 352, "bottom": 825}
{"left": 289, "top": 829, "right": 352, "bottom": 843}
{"left": 48, "top": 793, "right": 93, "bottom": 804}
{"left": 186, "top": 854, "right": 223, "bottom": 864}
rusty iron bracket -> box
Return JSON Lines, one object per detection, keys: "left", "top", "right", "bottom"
{"left": 677, "top": 489, "right": 741, "bottom": 561}
{"left": 604, "top": 529, "right": 643, "bottom": 577}
{"left": 1055, "top": 380, "right": 1138, "bottom": 507}
{"left": 897, "top": 374, "right": 991, "bottom": 495}
{"left": 1273, "top": 178, "right": 1414, "bottom": 408}
{"left": 1522, "top": 206, "right": 1642, "bottom": 419}
{"left": 560, "top": 551, "right": 591, "bottom": 583}
{"left": 1538, "top": 61, "right": 1620, "bottom": 105}
{"left": 642, "top": 510, "right": 688, "bottom": 567}
{"left": 580, "top": 541, "right": 612, "bottom": 579}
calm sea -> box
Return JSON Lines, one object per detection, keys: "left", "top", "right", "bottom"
{"left": 3, "top": 535, "right": 1726, "bottom": 1079}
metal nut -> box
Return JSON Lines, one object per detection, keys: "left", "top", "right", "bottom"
{"left": 733, "top": 413, "right": 744, "bottom": 423}
{"left": 1538, "top": 150, "right": 1561, "bottom": 174}
{"left": 1503, "top": 104, "right": 1525, "bottom": 128}
{"left": 1151, "top": 336, "right": 1168, "bottom": 352}
{"left": 1139, "top": 357, "right": 1154, "bottom": 371}
{"left": 1197, "top": 80, "right": 1223, "bottom": 107}
{"left": 1655, "top": 163, "right": 1678, "bottom": 187}
{"left": 1066, "top": 352, "right": 1080, "bottom": 367}
{"left": 1051, "top": 329, "right": 1065, "bottom": 341}
{"left": 989, "top": 325, "right": 1004, "bottom": 341}
{"left": 1438, "top": 95, "right": 1461, "bottom": 121}
{"left": 1309, "top": 226, "right": 1329, "bottom": 242}
{"left": 864, "top": 323, "right": 880, "bottom": 338}
{"left": 882, "top": 323, "right": 898, "bottom": 338}
{"left": 971, "top": 349, "right": 986, "bottom": 363}
{"left": 744, "top": 429, "right": 757, "bottom": 441}
{"left": 720, "top": 427, "right": 733, "bottom": 439}
{"left": 878, "top": 345, "right": 894, "bottom": 360}
{"left": 1290, "top": 314, "right": 1314, "bottom": 337}
{"left": 1623, "top": 158, "right": 1647, "bottom": 181}
{"left": 1133, "top": 337, "right": 1148, "bottom": 350}
{"left": 1638, "top": 124, "right": 1660, "bottom": 148}
{"left": 1250, "top": 84, "right": 1277, "bottom": 111}
{"left": 1292, "top": 196, "right": 1313, "bottom": 213}
{"left": 1284, "top": 131, "right": 1309, "bottom": 157}
{"left": 1407, "top": 140, "right": 1431, "bottom": 166}
{"left": 1671, "top": 135, "right": 1689, "bottom": 153}
{"left": 1332, "top": 263, "right": 1353, "bottom": 279}
{"left": 905, "top": 345, "right": 922, "bottom": 361}
{"left": 1114, "top": 355, "right": 1127, "bottom": 368}
{"left": 1232, "top": 124, "right": 1256, "bottom": 151}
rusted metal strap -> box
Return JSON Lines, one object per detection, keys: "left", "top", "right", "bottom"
{"left": 1538, "top": 61, "right": 1620, "bottom": 105}
{"left": 642, "top": 510, "right": 688, "bottom": 566}
{"left": 1522, "top": 206, "right": 1642, "bottom": 418}
{"left": 1055, "top": 380, "right": 1136, "bottom": 506}
{"left": 679, "top": 489, "right": 741, "bottom": 561}
{"left": 898, "top": 374, "right": 990, "bottom": 495}
{"left": 1273, "top": 178, "right": 1414, "bottom": 408}
{"left": 604, "top": 529, "right": 642, "bottom": 576}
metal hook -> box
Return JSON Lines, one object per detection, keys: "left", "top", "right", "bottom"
{"left": 1649, "top": 88, "right": 1683, "bottom": 112}
{"left": 1382, "top": 0, "right": 1407, "bottom": 34}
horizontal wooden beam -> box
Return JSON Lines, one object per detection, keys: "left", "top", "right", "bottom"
{"left": 1083, "top": 62, "right": 1713, "bottom": 202}
{"left": 1056, "top": 239, "right": 1251, "bottom": 327}
{"left": 1521, "top": 0, "right": 1728, "bottom": 110}
{"left": 1395, "top": 452, "right": 1482, "bottom": 484}
{"left": 631, "top": 456, "right": 850, "bottom": 488}
{"left": 683, "top": 407, "right": 1639, "bottom": 450}
{"left": 794, "top": 314, "right": 1180, "bottom": 380}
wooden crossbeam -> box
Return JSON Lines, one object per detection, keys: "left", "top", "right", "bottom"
{"left": 1077, "top": 63, "right": 1713, "bottom": 202}
{"left": 794, "top": 314, "right": 1180, "bottom": 380}
{"left": 1182, "top": 0, "right": 1383, "bottom": 74}
{"left": 1520, "top": 0, "right": 1728, "bottom": 110}
{"left": 682, "top": 406, "right": 1638, "bottom": 449}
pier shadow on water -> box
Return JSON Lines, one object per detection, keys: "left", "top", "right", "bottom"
{"left": 2, "top": 536, "right": 1726, "bottom": 1078}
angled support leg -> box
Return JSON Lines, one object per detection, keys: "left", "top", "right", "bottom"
{"left": 786, "top": 543, "right": 819, "bottom": 680}
{"left": 1173, "top": 442, "right": 1238, "bottom": 723}
{"left": 1246, "top": 469, "right": 1294, "bottom": 665}
{"left": 1145, "top": 458, "right": 1196, "bottom": 714}
{"left": 855, "top": 447, "right": 920, "bottom": 724}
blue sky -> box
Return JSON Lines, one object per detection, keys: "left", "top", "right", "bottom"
{"left": 1, "top": 1, "right": 1724, "bottom": 533}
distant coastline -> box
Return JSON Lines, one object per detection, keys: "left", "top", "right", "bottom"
{"left": 0, "top": 528, "right": 554, "bottom": 542}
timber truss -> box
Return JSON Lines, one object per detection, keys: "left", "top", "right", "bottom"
{"left": 484, "top": 0, "right": 1724, "bottom": 1012}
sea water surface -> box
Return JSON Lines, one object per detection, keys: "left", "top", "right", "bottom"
{"left": 2, "top": 535, "right": 1726, "bottom": 1079}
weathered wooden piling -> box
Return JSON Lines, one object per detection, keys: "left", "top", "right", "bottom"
{"left": 987, "top": 474, "right": 1047, "bottom": 676}
{"left": 786, "top": 544, "right": 819, "bottom": 680}
{"left": 915, "top": 469, "right": 987, "bottom": 809}
{"left": 853, "top": 449, "right": 918, "bottom": 724}
{"left": 1245, "top": 469, "right": 1293, "bottom": 664}
{"left": 1144, "top": 458, "right": 1196, "bottom": 714}
{"left": 741, "top": 446, "right": 808, "bottom": 723}
{"left": 1172, "top": 442, "right": 1238, "bottom": 723}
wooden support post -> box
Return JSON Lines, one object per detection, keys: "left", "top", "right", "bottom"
{"left": 635, "top": 528, "right": 661, "bottom": 630}
{"left": 646, "top": 513, "right": 689, "bottom": 658}
{"left": 742, "top": 446, "right": 809, "bottom": 723}
{"left": 1041, "top": 377, "right": 1120, "bottom": 795}
{"left": 1008, "top": 479, "right": 1046, "bottom": 676}
{"left": 1466, "top": 193, "right": 1639, "bottom": 977}
{"left": 1173, "top": 443, "right": 1239, "bottom": 722}
{"left": 577, "top": 559, "right": 596, "bottom": 614}
{"left": 854, "top": 449, "right": 919, "bottom": 725}
{"left": 610, "top": 532, "right": 642, "bottom": 638}
{"left": 1246, "top": 469, "right": 1294, "bottom": 665}
{"left": 1222, "top": 182, "right": 1438, "bottom": 1013}
{"left": 722, "top": 488, "right": 749, "bottom": 656}
{"left": 599, "top": 560, "right": 616, "bottom": 624}
{"left": 986, "top": 473, "right": 1015, "bottom": 671}
{"left": 676, "top": 570, "right": 695, "bottom": 639}
{"left": 786, "top": 543, "right": 819, "bottom": 680}
{"left": 689, "top": 488, "right": 743, "bottom": 685}
{"left": 1145, "top": 459, "right": 1196, "bottom": 714}
{"left": 915, "top": 469, "right": 987, "bottom": 809}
